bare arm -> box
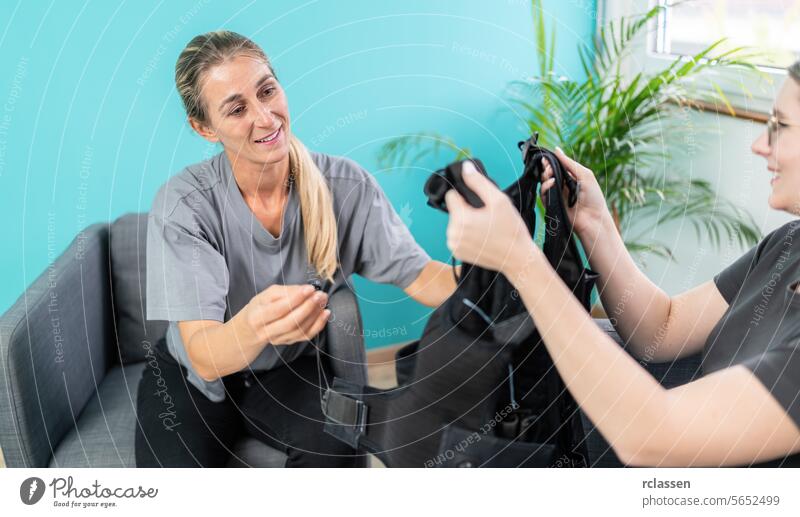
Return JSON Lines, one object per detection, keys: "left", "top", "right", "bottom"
{"left": 403, "top": 260, "right": 459, "bottom": 307}
{"left": 177, "top": 318, "right": 258, "bottom": 382}
{"left": 541, "top": 150, "right": 728, "bottom": 362}
{"left": 178, "top": 284, "right": 330, "bottom": 381}
{"left": 511, "top": 253, "right": 800, "bottom": 466}
{"left": 580, "top": 214, "right": 729, "bottom": 362}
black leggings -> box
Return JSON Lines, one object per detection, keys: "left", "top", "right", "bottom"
{"left": 134, "top": 337, "right": 359, "bottom": 467}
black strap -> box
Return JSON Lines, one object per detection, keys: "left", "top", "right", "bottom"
{"left": 517, "top": 135, "right": 585, "bottom": 284}
{"left": 517, "top": 134, "right": 580, "bottom": 210}
{"left": 424, "top": 158, "right": 494, "bottom": 212}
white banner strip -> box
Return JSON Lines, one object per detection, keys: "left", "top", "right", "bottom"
{"left": 1, "top": 468, "right": 797, "bottom": 516}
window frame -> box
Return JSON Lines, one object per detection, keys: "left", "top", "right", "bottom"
{"left": 598, "top": 0, "right": 789, "bottom": 116}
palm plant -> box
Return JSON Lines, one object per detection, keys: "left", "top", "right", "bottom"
{"left": 378, "top": 1, "right": 763, "bottom": 262}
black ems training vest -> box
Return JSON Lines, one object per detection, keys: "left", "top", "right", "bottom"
{"left": 322, "top": 134, "right": 599, "bottom": 467}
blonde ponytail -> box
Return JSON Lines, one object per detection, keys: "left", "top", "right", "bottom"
{"left": 289, "top": 135, "right": 338, "bottom": 281}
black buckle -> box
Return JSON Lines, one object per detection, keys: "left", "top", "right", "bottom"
{"left": 322, "top": 388, "right": 368, "bottom": 440}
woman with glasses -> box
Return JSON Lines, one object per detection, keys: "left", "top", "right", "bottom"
{"left": 444, "top": 60, "right": 800, "bottom": 466}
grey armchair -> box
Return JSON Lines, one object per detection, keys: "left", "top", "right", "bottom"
{"left": 0, "top": 213, "right": 369, "bottom": 468}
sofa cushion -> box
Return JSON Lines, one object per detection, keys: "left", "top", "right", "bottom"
{"left": 226, "top": 437, "right": 287, "bottom": 468}
{"left": 110, "top": 213, "right": 168, "bottom": 364}
{"left": 49, "top": 362, "right": 145, "bottom": 467}
{"left": 49, "top": 362, "right": 290, "bottom": 467}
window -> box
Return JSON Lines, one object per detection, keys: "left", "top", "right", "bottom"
{"left": 653, "top": 0, "right": 800, "bottom": 70}
{"left": 599, "top": 0, "right": 799, "bottom": 111}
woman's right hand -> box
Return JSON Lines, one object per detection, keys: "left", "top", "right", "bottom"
{"left": 241, "top": 284, "right": 330, "bottom": 346}
{"left": 540, "top": 147, "right": 612, "bottom": 239}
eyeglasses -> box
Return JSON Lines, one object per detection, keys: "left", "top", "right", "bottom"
{"left": 767, "top": 111, "right": 800, "bottom": 148}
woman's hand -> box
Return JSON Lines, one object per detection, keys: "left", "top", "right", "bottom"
{"left": 444, "top": 162, "right": 542, "bottom": 277}
{"left": 540, "top": 147, "right": 611, "bottom": 240}
{"left": 241, "top": 284, "right": 330, "bottom": 346}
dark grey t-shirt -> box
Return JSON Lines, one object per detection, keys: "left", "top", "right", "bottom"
{"left": 146, "top": 150, "right": 430, "bottom": 401}
{"left": 706, "top": 219, "right": 800, "bottom": 466}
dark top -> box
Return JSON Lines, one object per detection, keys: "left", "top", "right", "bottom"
{"left": 706, "top": 219, "right": 800, "bottom": 466}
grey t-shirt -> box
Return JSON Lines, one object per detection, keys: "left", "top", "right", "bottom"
{"left": 146, "top": 150, "right": 430, "bottom": 402}
{"left": 706, "top": 219, "right": 800, "bottom": 466}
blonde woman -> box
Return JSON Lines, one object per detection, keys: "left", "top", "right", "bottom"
{"left": 137, "top": 31, "right": 455, "bottom": 467}
{"left": 444, "top": 61, "right": 800, "bottom": 466}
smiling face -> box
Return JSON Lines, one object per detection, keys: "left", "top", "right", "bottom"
{"left": 752, "top": 77, "right": 800, "bottom": 214}
{"left": 190, "top": 54, "right": 291, "bottom": 170}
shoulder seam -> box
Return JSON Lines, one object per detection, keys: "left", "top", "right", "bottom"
{"left": 313, "top": 153, "right": 381, "bottom": 191}
{"left": 160, "top": 173, "right": 223, "bottom": 221}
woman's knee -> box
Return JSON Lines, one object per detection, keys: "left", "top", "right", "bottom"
{"left": 134, "top": 353, "right": 242, "bottom": 467}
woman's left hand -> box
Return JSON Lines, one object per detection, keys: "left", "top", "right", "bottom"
{"left": 444, "top": 161, "right": 542, "bottom": 277}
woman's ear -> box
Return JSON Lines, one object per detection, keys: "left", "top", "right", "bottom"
{"left": 188, "top": 117, "right": 219, "bottom": 143}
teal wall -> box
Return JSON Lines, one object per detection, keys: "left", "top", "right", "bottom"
{"left": 0, "top": 0, "right": 596, "bottom": 348}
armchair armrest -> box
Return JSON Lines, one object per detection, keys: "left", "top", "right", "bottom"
{"left": 0, "top": 223, "right": 113, "bottom": 467}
